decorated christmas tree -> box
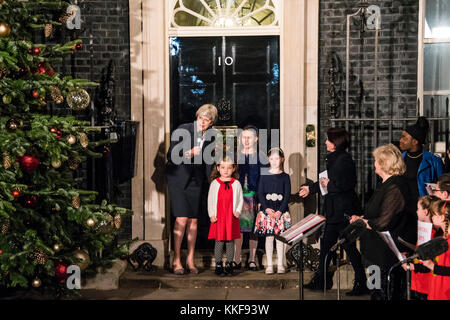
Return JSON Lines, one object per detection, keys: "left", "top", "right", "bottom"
{"left": 0, "top": 0, "right": 132, "bottom": 298}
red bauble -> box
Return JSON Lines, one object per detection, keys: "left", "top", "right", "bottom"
{"left": 33, "top": 47, "right": 40, "bottom": 55}
{"left": 17, "top": 155, "right": 40, "bottom": 172}
{"left": 32, "top": 91, "right": 39, "bottom": 99}
{"left": 11, "top": 189, "right": 21, "bottom": 198}
{"left": 24, "top": 195, "right": 38, "bottom": 208}
{"left": 55, "top": 262, "right": 68, "bottom": 281}
{"left": 27, "top": 49, "right": 33, "bottom": 54}
{"left": 75, "top": 43, "right": 82, "bottom": 50}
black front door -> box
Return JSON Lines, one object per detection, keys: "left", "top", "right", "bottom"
{"left": 169, "top": 36, "right": 280, "bottom": 249}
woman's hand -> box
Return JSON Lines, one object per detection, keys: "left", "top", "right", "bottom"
{"left": 319, "top": 178, "right": 330, "bottom": 188}
{"left": 185, "top": 146, "right": 201, "bottom": 158}
{"left": 298, "top": 186, "right": 310, "bottom": 198}
{"left": 349, "top": 215, "right": 361, "bottom": 224}
{"left": 210, "top": 216, "right": 217, "bottom": 223}
{"left": 233, "top": 211, "right": 240, "bottom": 218}
{"left": 275, "top": 211, "right": 282, "bottom": 219}
{"left": 422, "top": 260, "right": 435, "bottom": 271}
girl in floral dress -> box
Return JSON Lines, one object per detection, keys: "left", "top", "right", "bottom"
{"left": 254, "top": 147, "right": 291, "bottom": 274}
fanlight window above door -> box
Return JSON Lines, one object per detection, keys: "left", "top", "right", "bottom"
{"left": 171, "top": 0, "right": 279, "bottom": 28}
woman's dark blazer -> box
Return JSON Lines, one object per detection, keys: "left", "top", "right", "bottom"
{"left": 310, "top": 148, "right": 361, "bottom": 224}
{"left": 165, "top": 122, "right": 217, "bottom": 189}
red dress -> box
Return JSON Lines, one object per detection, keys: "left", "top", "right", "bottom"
{"left": 208, "top": 178, "right": 241, "bottom": 241}
{"left": 411, "top": 228, "right": 436, "bottom": 295}
{"left": 427, "top": 234, "right": 450, "bottom": 300}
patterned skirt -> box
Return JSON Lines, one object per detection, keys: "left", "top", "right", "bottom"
{"left": 254, "top": 211, "right": 292, "bottom": 236}
{"left": 239, "top": 189, "right": 257, "bottom": 233}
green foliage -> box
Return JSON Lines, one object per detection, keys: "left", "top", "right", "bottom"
{"left": 0, "top": 0, "right": 133, "bottom": 298}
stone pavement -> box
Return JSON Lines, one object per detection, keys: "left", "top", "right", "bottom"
{"left": 78, "top": 267, "right": 370, "bottom": 300}
{"left": 79, "top": 287, "right": 370, "bottom": 300}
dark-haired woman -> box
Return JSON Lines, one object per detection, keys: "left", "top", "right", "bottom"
{"left": 299, "top": 127, "right": 368, "bottom": 295}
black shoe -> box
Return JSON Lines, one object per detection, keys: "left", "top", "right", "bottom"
{"left": 305, "top": 272, "right": 333, "bottom": 291}
{"left": 215, "top": 262, "right": 224, "bottom": 276}
{"left": 231, "top": 261, "right": 241, "bottom": 271}
{"left": 346, "top": 280, "right": 370, "bottom": 296}
{"left": 247, "top": 261, "right": 258, "bottom": 271}
{"left": 224, "top": 261, "right": 234, "bottom": 276}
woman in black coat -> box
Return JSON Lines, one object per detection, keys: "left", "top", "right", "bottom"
{"left": 350, "top": 144, "right": 417, "bottom": 300}
{"left": 165, "top": 104, "right": 218, "bottom": 275}
{"left": 299, "top": 128, "right": 368, "bottom": 295}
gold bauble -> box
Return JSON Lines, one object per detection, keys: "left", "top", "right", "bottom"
{"left": 29, "top": 249, "right": 48, "bottom": 265}
{"left": 3, "top": 152, "right": 11, "bottom": 169}
{"left": 50, "top": 86, "right": 64, "bottom": 104}
{"left": 78, "top": 132, "right": 89, "bottom": 148}
{"left": 72, "top": 249, "right": 90, "bottom": 271}
{"left": 72, "top": 195, "right": 80, "bottom": 209}
{"left": 66, "top": 89, "right": 90, "bottom": 111}
{"left": 1, "top": 219, "right": 10, "bottom": 234}
{"left": 0, "top": 22, "right": 11, "bottom": 38}
{"left": 113, "top": 214, "right": 122, "bottom": 229}
{"left": 86, "top": 218, "right": 95, "bottom": 227}
{"left": 67, "top": 134, "right": 76, "bottom": 145}
{"left": 32, "top": 278, "right": 42, "bottom": 288}
{"left": 97, "top": 219, "right": 114, "bottom": 233}
{"left": 68, "top": 157, "right": 79, "bottom": 170}
{"left": 51, "top": 159, "right": 61, "bottom": 168}
{"left": 53, "top": 244, "right": 62, "bottom": 253}
{"left": 44, "top": 24, "right": 53, "bottom": 38}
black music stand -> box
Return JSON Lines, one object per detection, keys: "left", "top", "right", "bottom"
{"left": 277, "top": 221, "right": 325, "bottom": 300}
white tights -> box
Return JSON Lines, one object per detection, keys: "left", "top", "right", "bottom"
{"left": 265, "top": 236, "right": 286, "bottom": 267}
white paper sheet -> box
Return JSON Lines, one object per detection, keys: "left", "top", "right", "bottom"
{"left": 417, "top": 221, "right": 433, "bottom": 246}
{"left": 319, "top": 170, "right": 328, "bottom": 195}
{"left": 377, "top": 231, "right": 406, "bottom": 262}
{"left": 425, "top": 183, "right": 436, "bottom": 196}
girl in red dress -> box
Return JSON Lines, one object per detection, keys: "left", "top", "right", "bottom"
{"left": 208, "top": 157, "right": 243, "bottom": 276}
{"left": 409, "top": 200, "right": 450, "bottom": 300}
{"left": 410, "top": 195, "right": 439, "bottom": 300}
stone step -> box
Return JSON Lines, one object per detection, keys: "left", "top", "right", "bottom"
{"left": 120, "top": 264, "right": 356, "bottom": 290}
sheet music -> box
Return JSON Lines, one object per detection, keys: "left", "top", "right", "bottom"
{"left": 281, "top": 214, "right": 326, "bottom": 243}
{"left": 377, "top": 231, "right": 406, "bottom": 262}
{"left": 319, "top": 170, "right": 328, "bottom": 195}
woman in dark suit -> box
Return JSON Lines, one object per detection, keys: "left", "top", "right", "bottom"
{"left": 165, "top": 104, "right": 218, "bottom": 275}
{"left": 350, "top": 144, "right": 417, "bottom": 300}
{"left": 299, "top": 128, "right": 368, "bottom": 295}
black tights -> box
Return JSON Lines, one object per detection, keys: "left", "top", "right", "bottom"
{"left": 215, "top": 240, "right": 234, "bottom": 264}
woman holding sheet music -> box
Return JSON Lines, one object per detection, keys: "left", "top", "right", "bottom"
{"left": 299, "top": 127, "right": 368, "bottom": 295}
{"left": 350, "top": 143, "right": 418, "bottom": 300}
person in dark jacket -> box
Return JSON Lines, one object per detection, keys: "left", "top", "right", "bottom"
{"left": 299, "top": 128, "right": 368, "bottom": 295}
{"left": 165, "top": 104, "right": 218, "bottom": 275}
{"left": 399, "top": 116, "right": 444, "bottom": 202}
{"left": 350, "top": 143, "right": 418, "bottom": 300}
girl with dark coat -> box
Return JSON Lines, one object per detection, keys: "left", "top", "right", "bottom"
{"left": 299, "top": 128, "right": 368, "bottom": 295}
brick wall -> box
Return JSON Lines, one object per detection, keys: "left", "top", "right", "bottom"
{"left": 318, "top": 0, "right": 419, "bottom": 205}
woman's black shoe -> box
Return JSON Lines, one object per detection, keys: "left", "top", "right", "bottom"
{"left": 346, "top": 280, "right": 370, "bottom": 296}
{"left": 215, "top": 262, "right": 224, "bottom": 276}
{"left": 224, "top": 261, "right": 234, "bottom": 276}
{"left": 231, "top": 261, "right": 241, "bottom": 271}
{"left": 247, "top": 261, "right": 258, "bottom": 271}
{"left": 304, "top": 272, "right": 333, "bottom": 290}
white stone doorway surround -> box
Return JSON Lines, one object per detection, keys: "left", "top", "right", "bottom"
{"left": 128, "top": 0, "right": 319, "bottom": 267}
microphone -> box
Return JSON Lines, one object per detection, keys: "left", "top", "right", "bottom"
{"left": 393, "top": 237, "right": 449, "bottom": 268}
{"left": 329, "top": 219, "right": 367, "bottom": 252}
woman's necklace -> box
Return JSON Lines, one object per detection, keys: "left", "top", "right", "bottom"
{"left": 406, "top": 152, "right": 423, "bottom": 159}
